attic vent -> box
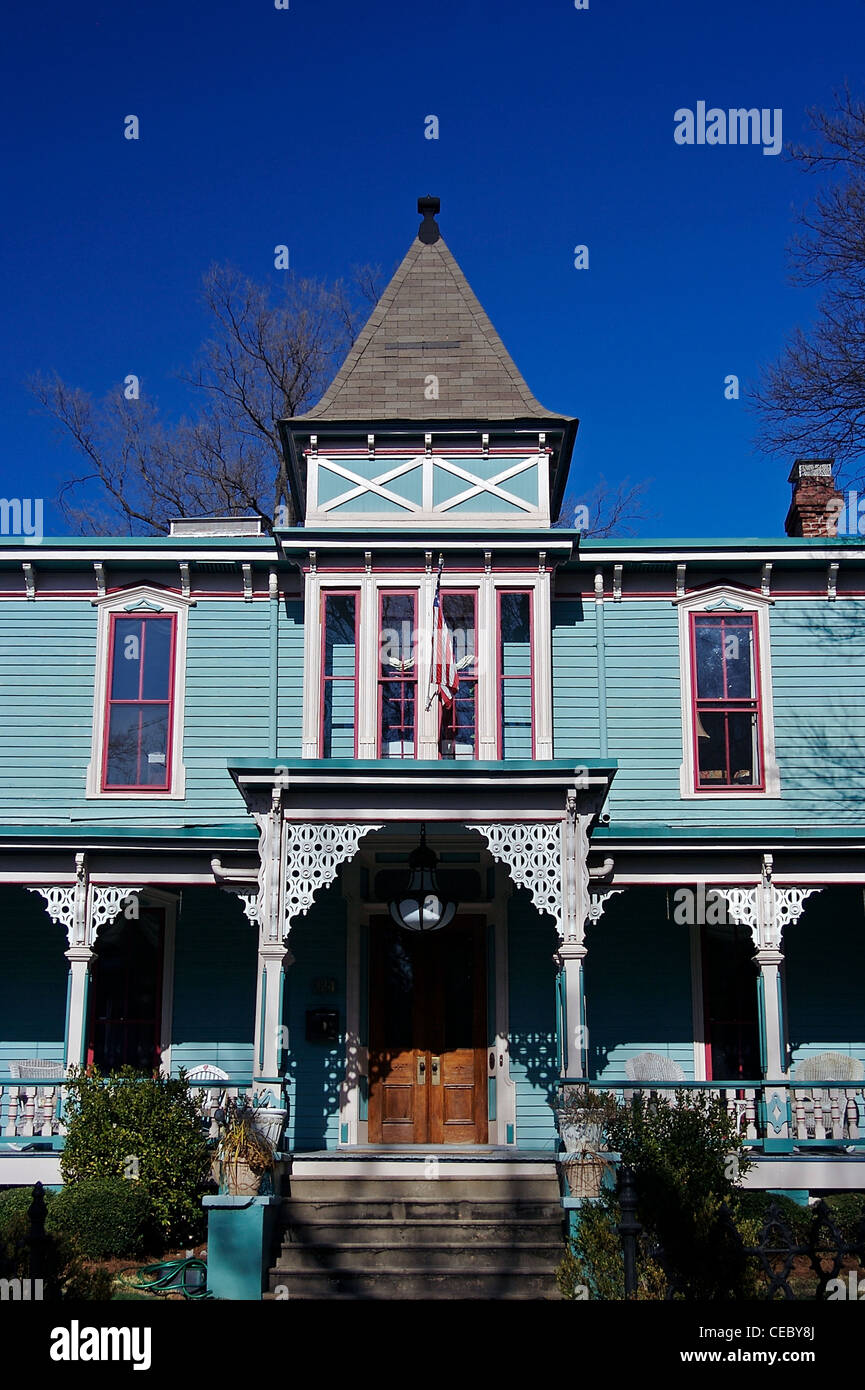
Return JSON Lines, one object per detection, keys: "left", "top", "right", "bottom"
{"left": 384, "top": 340, "right": 461, "bottom": 351}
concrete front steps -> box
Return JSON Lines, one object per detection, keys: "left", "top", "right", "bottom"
{"left": 267, "top": 1152, "right": 567, "bottom": 1300}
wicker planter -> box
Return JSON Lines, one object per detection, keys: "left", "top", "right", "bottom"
{"left": 559, "top": 1151, "right": 611, "bottom": 1200}
{"left": 222, "top": 1160, "right": 266, "bottom": 1196}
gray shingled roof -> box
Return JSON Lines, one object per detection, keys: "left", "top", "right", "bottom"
{"left": 298, "top": 227, "right": 566, "bottom": 423}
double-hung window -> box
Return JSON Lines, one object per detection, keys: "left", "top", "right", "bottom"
{"left": 438, "top": 590, "right": 477, "bottom": 760}
{"left": 677, "top": 588, "right": 779, "bottom": 797}
{"left": 498, "top": 590, "right": 534, "bottom": 758}
{"left": 321, "top": 591, "right": 359, "bottom": 757}
{"left": 378, "top": 591, "right": 417, "bottom": 758}
{"left": 88, "top": 586, "right": 192, "bottom": 798}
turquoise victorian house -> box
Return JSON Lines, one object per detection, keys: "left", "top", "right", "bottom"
{"left": 1, "top": 198, "right": 863, "bottom": 1295}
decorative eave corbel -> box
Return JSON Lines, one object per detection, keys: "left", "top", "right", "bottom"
{"left": 93, "top": 562, "right": 106, "bottom": 599}
{"left": 23, "top": 562, "right": 35, "bottom": 601}
{"left": 761, "top": 562, "right": 772, "bottom": 598}
{"left": 179, "top": 562, "right": 191, "bottom": 600}
{"left": 612, "top": 563, "right": 623, "bottom": 602}
{"left": 827, "top": 561, "right": 839, "bottom": 602}
{"left": 676, "top": 563, "right": 686, "bottom": 600}
{"left": 242, "top": 563, "right": 253, "bottom": 602}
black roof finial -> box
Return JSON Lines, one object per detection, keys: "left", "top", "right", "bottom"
{"left": 417, "top": 195, "right": 441, "bottom": 244}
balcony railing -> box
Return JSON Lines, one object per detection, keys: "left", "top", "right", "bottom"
{"left": 558, "top": 1079, "right": 865, "bottom": 1148}
{"left": 0, "top": 1077, "right": 254, "bottom": 1142}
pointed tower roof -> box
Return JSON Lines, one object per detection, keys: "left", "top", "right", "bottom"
{"left": 299, "top": 197, "right": 566, "bottom": 423}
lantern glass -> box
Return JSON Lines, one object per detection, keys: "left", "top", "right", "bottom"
{"left": 388, "top": 828, "right": 456, "bottom": 933}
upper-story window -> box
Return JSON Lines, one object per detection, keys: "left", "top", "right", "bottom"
{"left": 88, "top": 586, "right": 193, "bottom": 799}
{"left": 379, "top": 591, "right": 417, "bottom": 758}
{"left": 103, "top": 614, "right": 176, "bottom": 789}
{"left": 498, "top": 590, "right": 534, "bottom": 757}
{"left": 305, "top": 572, "right": 553, "bottom": 761}
{"left": 438, "top": 591, "right": 477, "bottom": 760}
{"left": 676, "top": 587, "right": 779, "bottom": 798}
{"left": 321, "top": 591, "right": 358, "bottom": 757}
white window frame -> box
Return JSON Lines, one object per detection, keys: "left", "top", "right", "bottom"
{"left": 86, "top": 585, "right": 195, "bottom": 799}
{"left": 674, "top": 585, "right": 780, "bottom": 799}
{"left": 302, "top": 570, "right": 553, "bottom": 760}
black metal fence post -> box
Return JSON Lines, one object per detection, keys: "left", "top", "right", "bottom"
{"left": 27, "top": 1181, "right": 47, "bottom": 1288}
{"left": 617, "top": 1164, "right": 642, "bottom": 1298}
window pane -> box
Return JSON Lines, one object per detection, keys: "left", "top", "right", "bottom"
{"left": 111, "top": 618, "right": 144, "bottom": 699}
{"left": 694, "top": 620, "right": 724, "bottom": 700}
{"left": 323, "top": 679, "right": 356, "bottom": 758}
{"left": 324, "top": 595, "right": 356, "bottom": 677}
{"left": 723, "top": 622, "right": 755, "bottom": 699}
{"left": 501, "top": 680, "right": 532, "bottom": 758}
{"left": 696, "top": 710, "right": 758, "bottom": 786}
{"left": 141, "top": 619, "right": 173, "bottom": 700}
{"left": 441, "top": 593, "right": 476, "bottom": 671}
{"left": 500, "top": 593, "right": 531, "bottom": 674}
{"left": 380, "top": 594, "right": 416, "bottom": 674}
{"left": 380, "top": 681, "right": 415, "bottom": 758}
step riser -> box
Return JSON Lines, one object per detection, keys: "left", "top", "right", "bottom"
{"left": 274, "top": 1246, "right": 561, "bottom": 1273}
{"left": 283, "top": 1199, "right": 563, "bottom": 1221}
{"left": 281, "top": 1222, "right": 562, "bottom": 1246}
{"left": 267, "top": 1272, "right": 563, "bottom": 1300}
{"left": 287, "top": 1180, "right": 561, "bottom": 1203}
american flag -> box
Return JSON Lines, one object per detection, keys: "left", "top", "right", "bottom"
{"left": 431, "top": 573, "right": 459, "bottom": 709}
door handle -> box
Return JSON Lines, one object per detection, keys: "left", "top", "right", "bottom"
{"left": 431, "top": 1056, "right": 440, "bottom": 1086}
{"left": 416, "top": 1054, "right": 426, "bottom": 1085}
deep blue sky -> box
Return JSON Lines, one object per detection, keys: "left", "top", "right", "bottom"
{"left": 2, "top": 0, "right": 862, "bottom": 538}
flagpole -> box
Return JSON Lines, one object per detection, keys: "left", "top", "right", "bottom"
{"left": 425, "top": 553, "right": 444, "bottom": 712}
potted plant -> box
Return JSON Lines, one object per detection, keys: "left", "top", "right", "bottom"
{"left": 554, "top": 1084, "right": 611, "bottom": 1153}
{"left": 215, "top": 1094, "right": 276, "bottom": 1196}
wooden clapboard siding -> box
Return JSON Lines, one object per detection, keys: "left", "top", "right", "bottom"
{"left": 551, "top": 594, "right": 865, "bottom": 826}
{"left": 785, "top": 886, "right": 865, "bottom": 1073}
{"left": 585, "top": 888, "right": 695, "bottom": 1081}
{"left": 0, "top": 887, "right": 66, "bottom": 1073}
{"left": 507, "top": 894, "right": 558, "bottom": 1150}
{"left": 277, "top": 598, "right": 304, "bottom": 759}
{"left": 169, "top": 887, "right": 257, "bottom": 1077}
{"left": 283, "top": 892, "right": 346, "bottom": 1152}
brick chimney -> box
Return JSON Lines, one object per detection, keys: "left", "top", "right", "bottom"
{"left": 784, "top": 459, "right": 843, "bottom": 538}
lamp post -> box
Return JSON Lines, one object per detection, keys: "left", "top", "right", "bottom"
{"left": 388, "top": 826, "right": 456, "bottom": 933}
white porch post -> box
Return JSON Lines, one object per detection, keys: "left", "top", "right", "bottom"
{"left": 719, "top": 855, "right": 819, "bottom": 1149}
{"left": 29, "top": 853, "right": 142, "bottom": 1071}
{"left": 249, "top": 789, "right": 382, "bottom": 1106}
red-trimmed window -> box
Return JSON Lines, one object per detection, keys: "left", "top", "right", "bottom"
{"left": 102, "top": 614, "right": 176, "bottom": 790}
{"left": 497, "top": 590, "right": 534, "bottom": 758}
{"left": 320, "top": 591, "right": 359, "bottom": 757}
{"left": 438, "top": 590, "right": 477, "bottom": 760}
{"left": 378, "top": 591, "right": 417, "bottom": 758}
{"left": 691, "top": 613, "right": 763, "bottom": 790}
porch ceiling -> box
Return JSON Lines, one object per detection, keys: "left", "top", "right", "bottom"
{"left": 227, "top": 757, "right": 617, "bottom": 823}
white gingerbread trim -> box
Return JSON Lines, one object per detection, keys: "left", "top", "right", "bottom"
{"left": 717, "top": 856, "right": 820, "bottom": 952}
{"left": 283, "top": 823, "right": 383, "bottom": 936}
{"left": 468, "top": 821, "right": 563, "bottom": 935}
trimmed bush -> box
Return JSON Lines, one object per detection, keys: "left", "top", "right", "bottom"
{"left": 50, "top": 1177, "right": 154, "bottom": 1259}
{"left": 0, "top": 1186, "right": 113, "bottom": 1300}
{"left": 60, "top": 1066, "right": 213, "bottom": 1247}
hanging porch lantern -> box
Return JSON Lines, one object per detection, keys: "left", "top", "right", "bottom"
{"left": 388, "top": 826, "right": 456, "bottom": 933}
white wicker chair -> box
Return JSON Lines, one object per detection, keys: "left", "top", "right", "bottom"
{"left": 186, "top": 1064, "right": 230, "bottom": 1134}
{"left": 623, "top": 1052, "right": 685, "bottom": 1105}
{"left": 8, "top": 1060, "right": 65, "bottom": 1080}
{"left": 792, "top": 1052, "right": 864, "bottom": 1142}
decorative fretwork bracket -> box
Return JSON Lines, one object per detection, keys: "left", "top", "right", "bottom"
{"left": 28, "top": 853, "right": 141, "bottom": 948}
{"left": 587, "top": 889, "right": 624, "bottom": 926}
{"left": 468, "top": 821, "right": 564, "bottom": 935}
{"left": 717, "top": 854, "right": 820, "bottom": 954}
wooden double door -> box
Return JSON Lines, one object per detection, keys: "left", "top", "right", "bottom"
{"left": 368, "top": 916, "right": 488, "bottom": 1145}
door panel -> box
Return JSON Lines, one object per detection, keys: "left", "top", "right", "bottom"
{"left": 368, "top": 916, "right": 488, "bottom": 1145}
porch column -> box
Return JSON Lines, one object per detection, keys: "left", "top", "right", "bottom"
{"left": 249, "top": 788, "right": 382, "bottom": 1104}
{"left": 556, "top": 890, "right": 623, "bottom": 1077}
{"left": 720, "top": 855, "right": 820, "bottom": 1148}
{"left": 29, "top": 853, "right": 141, "bottom": 1071}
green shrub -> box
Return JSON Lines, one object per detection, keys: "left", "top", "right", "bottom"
{"left": 0, "top": 1186, "right": 113, "bottom": 1300}
{"left": 732, "top": 1191, "right": 812, "bottom": 1247}
{"left": 558, "top": 1196, "right": 667, "bottom": 1301}
{"left": 605, "top": 1090, "right": 757, "bottom": 1300}
{"left": 50, "top": 1177, "right": 154, "bottom": 1259}
{"left": 821, "top": 1194, "right": 865, "bottom": 1244}
{"left": 60, "top": 1066, "right": 213, "bottom": 1247}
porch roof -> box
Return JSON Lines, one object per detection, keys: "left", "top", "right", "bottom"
{"left": 227, "top": 757, "right": 618, "bottom": 822}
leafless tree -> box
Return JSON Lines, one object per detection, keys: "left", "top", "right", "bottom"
{"left": 750, "top": 86, "right": 865, "bottom": 483}
{"left": 556, "top": 474, "right": 656, "bottom": 537}
{"left": 30, "top": 263, "right": 384, "bottom": 535}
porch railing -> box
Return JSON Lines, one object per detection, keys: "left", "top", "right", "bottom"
{"left": 0, "top": 1077, "right": 257, "bottom": 1142}
{"left": 558, "top": 1079, "right": 865, "bottom": 1148}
